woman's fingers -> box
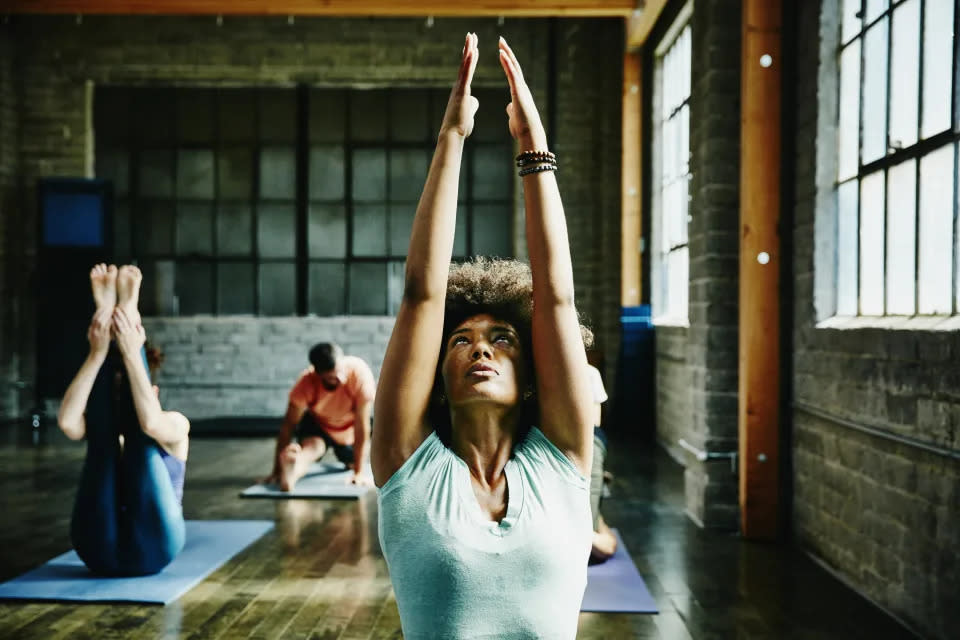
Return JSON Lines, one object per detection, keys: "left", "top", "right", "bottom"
{"left": 498, "top": 49, "right": 517, "bottom": 95}
{"left": 457, "top": 32, "right": 478, "bottom": 95}
{"left": 463, "top": 34, "right": 478, "bottom": 94}
{"left": 498, "top": 37, "right": 524, "bottom": 83}
{"left": 113, "top": 307, "right": 130, "bottom": 332}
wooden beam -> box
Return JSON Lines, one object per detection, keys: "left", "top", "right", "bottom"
{"left": 626, "top": 0, "right": 668, "bottom": 50}
{"left": 738, "top": 0, "right": 782, "bottom": 540}
{"left": 621, "top": 50, "right": 642, "bottom": 306}
{"left": 1, "top": 0, "right": 635, "bottom": 17}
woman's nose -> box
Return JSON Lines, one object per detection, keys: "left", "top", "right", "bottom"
{"left": 471, "top": 343, "right": 492, "bottom": 359}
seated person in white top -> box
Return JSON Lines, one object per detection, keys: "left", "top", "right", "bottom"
{"left": 371, "top": 34, "right": 595, "bottom": 640}
{"left": 586, "top": 363, "right": 618, "bottom": 563}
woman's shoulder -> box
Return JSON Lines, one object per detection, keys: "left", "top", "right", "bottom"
{"left": 514, "top": 427, "right": 588, "bottom": 487}
{"left": 377, "top": 430, "right": 450, "bottom": 497}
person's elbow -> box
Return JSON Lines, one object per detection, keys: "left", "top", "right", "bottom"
{"left": 57, "top": 416, "right": 85, "bottom": 441}
{"left": 143, "top": 413, "right": 189, "bottom": 444}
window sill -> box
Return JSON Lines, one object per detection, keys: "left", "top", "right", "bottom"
{"left": 816, "top": 315, "right": 960, "bottom": 331}
{"left": 653, "top": 316, "right": 690, "bottom": 328}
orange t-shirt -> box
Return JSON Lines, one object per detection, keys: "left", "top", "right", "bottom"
{"left": 288, "top": 356, "right": 376, "bottom": 431}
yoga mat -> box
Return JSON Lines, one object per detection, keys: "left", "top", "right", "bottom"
{"left": 240, "top": 462, "right": 372, "bottom": 499}
{"left": 0, "top": 520, "right": 274, "bottom": 605}
{"left": 581, "top": 529, "right": 658, "bottom": 613}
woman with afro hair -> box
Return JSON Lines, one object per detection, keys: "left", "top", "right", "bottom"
{"left": 371, "top": 33, "right": 595, "bottom": 639}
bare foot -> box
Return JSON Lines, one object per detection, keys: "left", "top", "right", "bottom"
{"left": 279, "top": 443, "right": 302, "bottom": 492}
{"left": 590, "top": 516, "right": 618, "bottom": 564}
{"left": 116, "top": 265, "right": 143, "bottom": 325}
{"left": 90, "top": 264, "right": 118, "bottom": 311}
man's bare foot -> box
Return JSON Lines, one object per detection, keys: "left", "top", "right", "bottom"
{"left": 90, "top": 264, "right": 118, "bottom": 311}
{"left": 116, "top": 265, "right": 143, "bottom": 325}
{"left": 279, "top": 443, "right": 302, "bottom": 492}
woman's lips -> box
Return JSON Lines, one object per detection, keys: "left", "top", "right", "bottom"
{"left": 467, "top": 364, "right": 498, "bottom": 377}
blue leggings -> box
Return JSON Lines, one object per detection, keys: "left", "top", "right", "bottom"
{"left": 70, "top": 347, "right": 185, "bottom": 577}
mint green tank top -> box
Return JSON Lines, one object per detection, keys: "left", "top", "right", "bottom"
{"left": 377, "top": 427, "right": 593, "bottom": 640}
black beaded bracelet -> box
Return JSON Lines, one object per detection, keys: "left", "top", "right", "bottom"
{"left": 518, "top": 163, "right": 558, "bottom": 177}
{"left": 516, "top": 150, "right": 557, "bottom": 167}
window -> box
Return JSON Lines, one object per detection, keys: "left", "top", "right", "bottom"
{"left": 652, "top": 11, "right": 692, "bottom": 322}
{"left": 95, "top": 86, "right": 514, "bottom": 317}
{"left": 836, "top": 0, "right": 958, "bottom": 316}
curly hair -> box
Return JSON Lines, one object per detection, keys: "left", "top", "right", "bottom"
{"left": 428, "top": 257, "right": 593, "bottom": 445}
{"left": 145, "top": 341, "right": 165, "bottom": 376}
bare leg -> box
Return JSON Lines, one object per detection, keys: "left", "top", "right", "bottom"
{"left": 116, "top": 265, "right": 143, "bottom": 327}
{"left": 90, "top": 263, "right": 118, "bottom": 312}
{"left": 278, "top": 437, "right": 327, "bottom": 491}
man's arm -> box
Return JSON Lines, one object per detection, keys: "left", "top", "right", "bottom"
{"left": 351, "top": 400, "right": 373, "bottom": 483}
{"left": 265, "top": 402, "right": 307, "bottom": 482}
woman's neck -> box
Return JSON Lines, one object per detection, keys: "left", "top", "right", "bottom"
{"left": 449, "top": 405, "right": 521, "bottom": 487}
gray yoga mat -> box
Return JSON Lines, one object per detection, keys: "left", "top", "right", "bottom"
{"left": 0, "top": 520, "right": 274, "bottom": 605}
{"left": 240, "top": 462, "right": 373, "bottom": 499}
{"left": 581, "top": 529, "right": 659, "bottom": 613}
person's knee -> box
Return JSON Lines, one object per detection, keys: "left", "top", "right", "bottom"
{"left": 335, "top": 445, "right": 355, "bottom": 466}
{"left": 125, "top": 515, "right": 185, "bottom": 576}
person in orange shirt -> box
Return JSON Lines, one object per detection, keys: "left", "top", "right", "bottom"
{"left": 262, "top": 343, "right": 376, "bottom": 490}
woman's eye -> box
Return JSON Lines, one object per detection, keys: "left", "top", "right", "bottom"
{"left": 494, "top": 335, "right": 511, "bottom": 344}
{"left": 452, "top": 336, "right": 469, "bottom": 346}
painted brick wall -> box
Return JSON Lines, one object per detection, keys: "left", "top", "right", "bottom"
{"left": 791, "top": 2, "right": 960, "bottom": 638}
{"left": 143, "top": 316, "right": 394, "bottom": 419}
{"left": 3, "top": 15, "right": 624, "bottom": 420}
{"left": 654, "top": 0, "right": 742, "bottom": 529}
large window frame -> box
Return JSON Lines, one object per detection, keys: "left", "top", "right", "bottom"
{"left": 651, "top": 5, "right": 693, "bottom": 324}
{"left": 834, "top": 0, "right": 959, "bottom": 318}
{"left": 95, "top": 86, "right": 515, "bottom": 317}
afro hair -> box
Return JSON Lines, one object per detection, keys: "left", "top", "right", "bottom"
{"left": 428, "top": 257, "right": 593, "bottom": 445}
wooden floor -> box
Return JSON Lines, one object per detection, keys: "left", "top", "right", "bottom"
{"left": 0, "top": 422, "right": 916, "bottom": 639}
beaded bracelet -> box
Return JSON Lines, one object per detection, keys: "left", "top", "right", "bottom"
{"left": 518, "top": 163, "right": 558, "bottom": 177}
{"left": 516, "top": 150, "right": 557, "bottom": 167}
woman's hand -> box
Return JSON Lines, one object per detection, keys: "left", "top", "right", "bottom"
{"left": 439, "top": 32, "right": 480, "bottom": 139}
{"left": 112, "top": 306, "right": 145, "bottom": 358}
{"left": 87, "top": 308, "right": 112, "bottom": 358}
{"left": 498, "top": 37, "right": 548, "bottom": 149}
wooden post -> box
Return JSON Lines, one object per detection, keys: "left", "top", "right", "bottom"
{"left": 739, "top": 0, "right": 782, "bottom": 540}
{"left": 621, "top": 49, "right": 642, "bottom": 306}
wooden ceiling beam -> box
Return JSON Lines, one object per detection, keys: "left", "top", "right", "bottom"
{"left": 625, "top": 0, "right": 666, "bottom": 50}
{"left": 1, "top": 0, "right": 636, "bottom": 18}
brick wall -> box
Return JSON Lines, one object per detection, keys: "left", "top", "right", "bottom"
{"left": 655, "top": 326, "right": 692, "bottom": 459}
{"left": 792, "top": 1, "right": 960, "bottom": 638}
{"left": 4, "top": 15, "right": 624, "bottom": 420}
{"left": 0, "top": 21, "right": 22, "bottom": 419}
{"left": 654, "top": 0, "right": 741, "bottom": 529}
{"left": 553, "top": 19, "right": 624, "bottom": 393}
{"left": 144, "top": 316, "right": 394, "bottom": 419}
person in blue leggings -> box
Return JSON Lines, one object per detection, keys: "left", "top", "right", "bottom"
{"left": 57, "top": 264, "right": 190, "bottom": 577}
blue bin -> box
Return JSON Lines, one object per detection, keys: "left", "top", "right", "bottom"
{"left": 613, "top": 305, "right": 655, "bottom": 437}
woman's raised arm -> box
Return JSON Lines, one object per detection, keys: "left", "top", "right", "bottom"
{"left": 498, "top": 37, "right": 593, "bottom": 475}
{"left": 371, "top": 33, "right": 479, "bottom": 487}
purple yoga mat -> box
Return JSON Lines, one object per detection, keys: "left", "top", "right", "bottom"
{"left": 581, "top": 529, "right": 658, "bottom": 613}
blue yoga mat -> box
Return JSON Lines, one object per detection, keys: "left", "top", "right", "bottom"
{"left": 581, "top": 529, "right": 658, "bottom": 613}
{"left": 240, "top": 462, "right": 372, "bottom": 499}
{"left": 0, "top": 520, "right": 274, "bottom": 605}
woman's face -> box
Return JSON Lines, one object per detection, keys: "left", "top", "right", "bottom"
{"left": 441, "top": 314, "right": 526, "bottom": 408}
